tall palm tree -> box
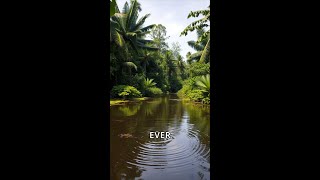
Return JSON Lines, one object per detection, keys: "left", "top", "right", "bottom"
{"left": 181, "top": 5, "right": 210, "bottom": 63}
{"left": 186, "top": 28, "right": 209, "bottom": 63}
{"left": 176, "top": 55, "right": 185, "bottom": 79}
{"left": 164, "top": 51, "right": 176, "bottom": 79}
{"left": 110, "top": 0, "right": 158, "bottom": 79}
{"left": 138, "top": 50, "right": 152, "bottom": 76}
{"left": 110, "top": 0, "right": 158, "bottom": 55}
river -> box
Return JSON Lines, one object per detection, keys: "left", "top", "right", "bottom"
{"left": 110, "top": 94, "right": 210, "bottom": 180}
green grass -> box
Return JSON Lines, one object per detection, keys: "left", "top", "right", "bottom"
{"left": 110, "top": 97, "right": 149, "bottom": 106}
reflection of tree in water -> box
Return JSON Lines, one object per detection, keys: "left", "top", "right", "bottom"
{"left": 118, "top": 102, "right": 142, "bottom": 116}
{"left": 110, "top": 103, "right": 144, "bottom": 179}
{"left": 139, "top": 98, "right": 162, "bottom": 117}
{"left": 183, "top": 102, "right": 210, "bottom": 164}
{"left": 111, "top": 96, "right": 184, "bottom": 179}
{"left": 183, "top": 102, "right": 210, "bottom": 136}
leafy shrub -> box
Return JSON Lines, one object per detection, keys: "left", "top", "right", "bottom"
{"left": 177, "top": 84, "right": 192, "bottom": 98}
{"left": 202, "top": 97, "right": 210, "bottom": 104}
{"left": 145, "top": 87, "right": 163, "bottom": 97}
{"left": 178, "top": 76, "right": 210, "bottom": 104}
{"left": 187, "top": 89, "right": 205, "bottom": 102}
{"left": 118, "top": 74, "right": 145, "bottom": 91}
{"left": 178, "top": 76, "right": 202, "bottom": 98}
{"left": 111, "top": 85, "right": 142, "bottom": 99}
{"left": 188, "top": 62, "right": 210, "bottom": 77}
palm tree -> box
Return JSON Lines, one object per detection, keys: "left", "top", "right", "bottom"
{"left": 138, "top": 50, "right": 152, "bottom": 76}
{"left": 196, "top": 74, "right": 210, "bottom": 92}
{"left": 110, "top": 0, "right": 158, "bottom": 55}
{"left": 186, "top": 52, "right": 193, "bottom": 64}
{"left": 122, "top": 61, "right": 137, "bottom": 76}
{"left": 164, "top": 51, "right": 176, "bottom": 79}
{"left": 181, "top": 5, "right": 210, "bottom": 63}
{"left": 186, "top": 28, "right": 209, "bottom": 63}
{"left": 110, "top": 0, "right": 158, "bottom": 79}
{"left": 176, "top": 55, "right": 185, "bottom": 79}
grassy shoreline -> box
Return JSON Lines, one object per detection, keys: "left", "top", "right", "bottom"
{"left": 110, "top": 97, "right": 149, "bottom": 106}
{"left": 180, "top": 98, "right": 210, "bottom": 105}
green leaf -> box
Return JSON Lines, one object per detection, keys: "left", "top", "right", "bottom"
{"left": 123, "top": 62, "right": 138, "bottom": 71}
{"left": 199, "top": 39, "right": 210, "bottom": 63}
{"left": 110, "top": 0, "right": 116, "bottom": 17}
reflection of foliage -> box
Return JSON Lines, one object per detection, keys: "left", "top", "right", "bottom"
{"left": 140, "top": 98, "right": 162, "bottom": 116}
{"left": 118, "top": 103, "right": 141, "bottom": 116}
{"left": 145, "top": 87, "right": 163, "bottom": 97}
{"left": 183, "top": 102, "right": 210, "bottom": 136}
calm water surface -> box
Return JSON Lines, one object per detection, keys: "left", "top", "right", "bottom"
{"left": 110, "top": 94, "right": 210, "bottom": 180}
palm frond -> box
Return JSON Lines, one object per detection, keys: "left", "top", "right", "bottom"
{"left": 136, "top": 41, "right": 159, "bottom": 51}
{"left": 187, "top": 40, "right": 204, "bottom": 51}
{"left": 144, "top": 78, "right": 157, "bottom": 88}
{"left": 196, "top": 74, "right": 210, "bottom": 92}
{"left": 123, "top": 61, "right": 137, "bottom": 71}
{"left": 111, "top": 31, "right": 124, "bottom": 47}
{"left": 187, "top": 9, "right": 210, "bottom": 18}
{"left": 122, "top": 2, "right": 129, "bottom": 14}
{"left": 180, "top": 15, "right": 210, "bottom": 36}
{"left": 132, "top": 14, "right": 151, "bottom": 31}
{"left": 199, "top": 39, "right": 210, "bottom": 63}
{"left": 126, "top": 0, "right": 140, "bottom": 30}
{"left": 111, "top": 13, "right": 127, "bottom": 33}
{"left": 140, "top": 24, "right": 156, "bottom": 32}
{"left": 188, "top": 51, "right": 203, "bottom": 61}
{"left": 196, "top": 28, "right": 206, "bottom": 37}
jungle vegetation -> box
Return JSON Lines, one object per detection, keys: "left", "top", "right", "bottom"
{"left": 110, "top": 0, "right": 210, "bottom": 104}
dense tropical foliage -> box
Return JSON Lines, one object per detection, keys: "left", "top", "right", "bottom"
{"left": 110, "top": 0, "right": 210, "bottom": 104}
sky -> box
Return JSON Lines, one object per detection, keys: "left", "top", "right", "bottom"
{"left": 116, "top": 0, "right": 210, "bottom": 60}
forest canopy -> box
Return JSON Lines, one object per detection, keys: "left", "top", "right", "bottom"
{"left": 110, "top": 0, "right": 210, "bottom": 104}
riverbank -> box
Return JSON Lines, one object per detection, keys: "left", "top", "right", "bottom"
{"left": 180, "top": 98, "right": 210, "bottom": 106}
{"left": 110, "top": 97, "right": 149, "bottom": 106}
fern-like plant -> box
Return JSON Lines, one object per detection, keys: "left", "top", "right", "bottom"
{"left": 196, "top": 74, "right": 210, "bottom": 92}
{"left": 144, "top": 78, "right": 157, "bottom": 88}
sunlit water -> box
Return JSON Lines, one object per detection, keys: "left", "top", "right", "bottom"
{"left": 110, "top": 94, "right": 210, "bottom": 180}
